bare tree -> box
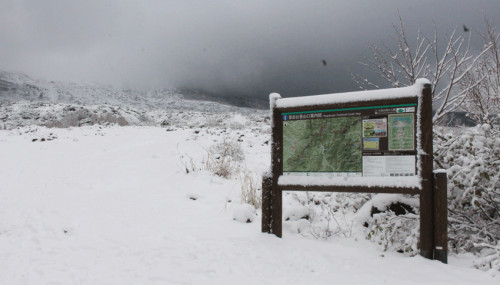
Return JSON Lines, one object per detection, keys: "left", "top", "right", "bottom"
{"left": 459, "top": 19, "right": 500, "bottom": 126}
{"left": 353, "top": 15, "right": 490, "bottom": 124}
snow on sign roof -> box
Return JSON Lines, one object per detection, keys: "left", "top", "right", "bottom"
{"left": 274, "top": 78, "right": 431, "bottom": 109}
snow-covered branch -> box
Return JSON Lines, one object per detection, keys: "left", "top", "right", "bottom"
{"left": 356, "top": 15, "right": 495, "bottom": 125}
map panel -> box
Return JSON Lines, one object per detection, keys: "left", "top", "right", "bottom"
{"left": 388, "top": 114, "right": 414, "bottom": 151}
{"left": 283, "top": 116, "right": 362, "bottom": 173}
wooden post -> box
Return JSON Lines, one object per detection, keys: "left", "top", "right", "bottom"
{"left": 261, "top": 175, "right": 272, "bottom": 233}
{"left": 433, "top": 171, "right": 448, "bottom": 263}
{"left": 419, "top": 83, "right": 434, "bottom": 260}
{"left": 271, "top": 187, "right": 282, "bottom": 237}
{"left": 268, "top": 93, "right": 283, "bottom": 237}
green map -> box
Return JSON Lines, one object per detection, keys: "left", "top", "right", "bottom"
{"left": 283, "top": 116, "right": 362, "bottom": 172}
{"left": 388, "top": 114, "right": 414, "bottom": 150}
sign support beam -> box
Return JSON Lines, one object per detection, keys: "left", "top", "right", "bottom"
{"left": 419, "top": 83, "right": 434, "bottom": 259}
{"left": 433, "top": 171, "right": 448, "bottom": 263}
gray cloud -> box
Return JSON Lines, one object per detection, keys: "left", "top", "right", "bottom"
{"left": 1, "top": 0, "right": 499, "bottom": 99}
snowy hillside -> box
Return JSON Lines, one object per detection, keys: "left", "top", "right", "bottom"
{"left": 0, "top": 71, "right": 267, "bottom": 130}
{"left": 0, "top": 70, "right": 266, "bottom": 109}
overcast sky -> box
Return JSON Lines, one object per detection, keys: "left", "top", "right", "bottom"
{"left": 1, "top": 0, "right": 499, "bottom": 99}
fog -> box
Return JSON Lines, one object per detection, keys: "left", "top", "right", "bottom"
{"left": 1, "top": 0, "right": 498, "bottom": 99}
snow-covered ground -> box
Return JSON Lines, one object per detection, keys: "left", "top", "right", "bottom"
{"left": 1, "top": 125, "right": 498, "bottom": 284}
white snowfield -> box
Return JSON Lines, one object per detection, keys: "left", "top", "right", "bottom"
{"left": 0, "top": 126, "right": 498, "bottom": 285}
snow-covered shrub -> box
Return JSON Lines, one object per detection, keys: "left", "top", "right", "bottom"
{"left": 208, "top": 137, "right": 245, "bottom": 163}
{"left": 95, "top": 112, "right": 129, "bottom": 126}
{"left": 286, "top": 192, "right": 371, "bottom": 239}
{"left": 358, "top": 194, "right": 420, "bottom": 255}
{"left": 434, "top": 125, "right": 500, "bottom": 269}
{"left": 473, "top": 242, "right": 500, "bottom": 273}
{"left": 205, "top": 115, "right": 224, "bottom": 128}
{"left": 364, "top": 212, "right": 419, "bottom": 255}
{"left": 227, "top": 113, "right": 249, "bottom": 130}
{"left": 205, "top": 138, "right": 245, "bottom": 178}
{"left": 309, "top": 201, "right": 354, "bottom": 239}
{"left": 284, "top": 204, "right": 312, "bottom": 222}
{"left": 283, "top": 193, "right": 314, "bottom": 235}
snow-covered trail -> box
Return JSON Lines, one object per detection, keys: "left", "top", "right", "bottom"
{"left": 0, "top": 126, "right": 497, "bottom": 284}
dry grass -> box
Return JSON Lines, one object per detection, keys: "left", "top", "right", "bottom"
{"left": 240, "top": 170, "right": 261, "bottom": 209}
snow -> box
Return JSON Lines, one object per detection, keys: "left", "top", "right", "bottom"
{"left": 269, "top": 93, "right": 281, "bottom": 110}
{"left": 481, "top": 123, "right": 492, "bottom": 131}
{"left": 1, "top": 125, "right": 498, "bottom": 284}
{"left": 278, "top": 175, "right": 422, "bottom": 189}
{"left": 274, "top": 79, "right": 429, "bottom": 109}
{"left": 269, "top": 93, "right": 281, "bottom": 129}
{"left": 232, "top": 204, "right": 257, "bottom": 223}
{"left": 356, "top": 194, "right": 420, "bottom": 226}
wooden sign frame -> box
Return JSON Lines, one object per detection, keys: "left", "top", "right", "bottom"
{"left": 261, "top": 82, "right": 448, "bottom": 263}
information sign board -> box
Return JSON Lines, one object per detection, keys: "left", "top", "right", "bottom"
{"left": 262, "top": 81, "right": 448, "bottom": 263}
{"left": 281, "top": 104, "right": 417, "bottom": 177}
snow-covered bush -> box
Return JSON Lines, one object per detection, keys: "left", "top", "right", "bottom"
{"left": 205, "top": 115, "right": 224, "bottom": 128}
{"left": 179, "top": 136, "right": 246, "bottom": 179}
{"left": 286, "top": 192, "right": 371, "bottom": 239}
{"left": 227, "top": 113, "right": 248, "bottom": 130}
{"left": 309, "top": 201, "right": 354, "bottom": 239}
{"left": 290, "top": 192, "right": 419, "bottom": 254}
{"left": 205, "top": 138, "right": 245, "bottom": 178}
{"left": 434, "top": 125, "right": 500, "bottom": 268}
{"left": 208, "top": 137, "right": 245, "bottom": 163}
{"left": 365, "top": 211, "right": 419, "bottom": 255}
{"left": 474, "top": 242, "right": 500, "bottom": 273}
{"left": 357, "top": 194, "right": 420, "bottom": 255}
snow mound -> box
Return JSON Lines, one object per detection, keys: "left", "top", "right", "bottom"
{"left": 232, "top": 204, "right": 256, "bottom": 223}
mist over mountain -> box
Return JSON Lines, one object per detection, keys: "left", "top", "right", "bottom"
{"left": 0, "top": 70, "right": 268, "bottom": 130}
{"left": 0, "top": 70, "right": 266, "bottom": 109}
